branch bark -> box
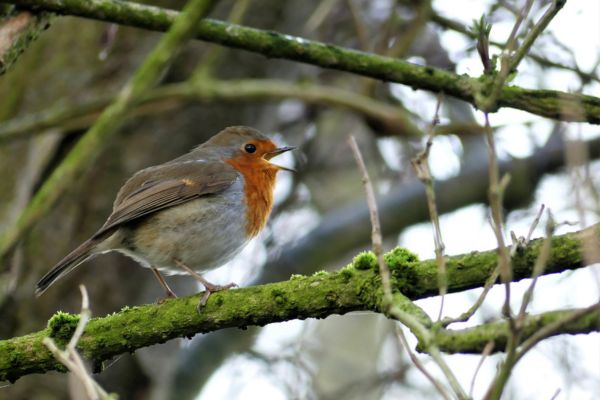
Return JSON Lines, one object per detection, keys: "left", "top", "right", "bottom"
{"left": 432, "top": 304, "right": 600, "bottom": 354}
{"left": 6, "top": 0, "right": 600, "bottom": 124}
{"left": 0, "top": 9, "right": 51, "bottom": 75}
{"left": 0, "top": 79, "right": 421, "bottom": 143}
{"left": 1, "top": 224, "right": 598, "bottom": 382}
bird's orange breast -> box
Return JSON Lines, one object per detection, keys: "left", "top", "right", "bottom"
{"left": 225, "top": 157, "right": 278, "bottom": 237}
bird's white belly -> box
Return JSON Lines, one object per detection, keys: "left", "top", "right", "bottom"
{"left": 116, "top": 180, "right": 249, "bottom": 275}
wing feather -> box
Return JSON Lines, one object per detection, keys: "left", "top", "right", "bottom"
{"left": 93, "top": 161, "right": 239, "bottom": 238}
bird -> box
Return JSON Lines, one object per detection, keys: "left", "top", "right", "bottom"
{"left": 36, "top": 126, "right": 295, "bottom": 309}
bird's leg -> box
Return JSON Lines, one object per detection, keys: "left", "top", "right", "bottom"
{"left": 151, "top": 267, "right": 178, "bottom": 302}
{"left": 174, "top": 259, "right": 237, "bottom": 310}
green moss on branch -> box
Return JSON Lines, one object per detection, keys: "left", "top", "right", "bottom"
{"left": 8, "top": 0, "right": 600, "bottom": 124}
{"left": 0, "top": 268, "right": 379, "bottom": 382}
{"left": 430, "top": 306, "right": 600, "bottom": 354}
{"left": 0, "top": 225, "right": 598, "bottom": 381}
{"left": 0, "top": 9, "right": 51, "bottom": 75}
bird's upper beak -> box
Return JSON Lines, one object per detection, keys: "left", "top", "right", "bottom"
{"left": 264, "top": 146, "right": 296, "bottom": 172}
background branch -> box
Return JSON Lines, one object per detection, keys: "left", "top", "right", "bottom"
{"left": 0, "top": 9, "right": 51, "bottom": 75}
{"left": 6, "top": 0, "right": 600, "bottom": 124}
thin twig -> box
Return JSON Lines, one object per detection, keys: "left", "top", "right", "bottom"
{"left": 482, "top": 0, "right": 565, "bottom": 112}
{"left": 348, "top": 135, "right": 391, "bottom": 304}
{"left": 480, "top": 0, "right": 534, "bottom": 111}
{"left": 349, "top": 135, "right": 468, "bottom": 400}
{"left": 430, "top": 12, "right": 600, "bottom": 84}
{"left": 469, "top": 341, "right": 494, "bottom": 398}
{"left": 549, "top": 388, "right": 561, "bottom": 400}
{"left": 516, "top": 210, "right": 555, "bottom": 327}
{"left": 482, "top": 110, "right": 517, "bottom": 400}
{"left": 43, "top": 285, "right": 113, "bottom": 400}
{"left": 441, "top": 267, "right": 500, "bottom": 327}
{"left": 507, "top": 0, "right": 566, "bottom": 74}
{"left": 411, "top": 97, "right": 447, "bottom": 321}
{"left": 526, "top": 204, "right": 545, "bottom": 242}
{"left": 443, "top": 203, "right": 546, "bottom": 328}
{"left": 396, "top": 325, "right": 451, "bottom": 400}
{"left": 484, "top": 205, "right": 555, "bottom": 400}
{"left": 484, "top": 113, "right": 513, "bottom": 319}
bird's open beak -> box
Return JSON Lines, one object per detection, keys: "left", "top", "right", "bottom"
{"left": 265, "top": 146, "right": 296, "bottom": 172}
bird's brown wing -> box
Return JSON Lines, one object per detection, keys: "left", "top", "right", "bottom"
{"left": 94, "top": 160, "right": 239, "bottom": 238}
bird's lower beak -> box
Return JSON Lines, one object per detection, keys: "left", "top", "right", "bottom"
{"left": 265, "top": 146, "right": 296, "bottom": 172}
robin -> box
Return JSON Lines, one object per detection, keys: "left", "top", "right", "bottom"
{"left": 36, "top": 126, "right": 294, "bottom": 309}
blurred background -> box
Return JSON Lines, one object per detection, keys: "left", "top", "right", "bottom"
{"left": 0, "top": 0, "right": 599, "bottom": 399}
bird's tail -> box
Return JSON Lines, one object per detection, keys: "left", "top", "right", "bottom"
{"left": 35, "top": 238, "right": 99, "bottom": 296}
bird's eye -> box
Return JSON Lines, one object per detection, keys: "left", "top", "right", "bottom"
{"left": 244, "top": 143, "right": 257, "bottom": 153}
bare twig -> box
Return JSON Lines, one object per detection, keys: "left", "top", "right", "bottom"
{"left": 470, "top": 341, "right": 494, "bottom": 398}
{"left": 396, "top": 325, "right": 451, "bottom": 400}
{"left": 485, "top": 206, "right": 557, "bottom": 400}
{"left": 479, "top": 0, "right": 534, "bottom": 111}
{"left": 386, "top": 0, "right": 432, "bottom": 59}
{"left": 441, "top": 267, "right": 500, "bottom": 327}
{"left": 484, "top": 113, "right": 513, "bottom": 317}
{"left": 507, "top": 0, "right": 566, "bottom": 75}
{"left": 482, "top": 110, "right": 517, "bottom": 400}
{"left": 430, "top": 13, "right": 600, "bottom": 84}
{"left": 348, "top": 135, "right": 391, "bottom": 304}
{"left": 526, "top": 204, "right": 546, "bottom": 242}
{"left": 516, "top": 210, "right": 555, "bottom": 326}
{"left": 304, "top": 0, "right": 338, "bottom": 34}
{"left": 349, "top": 135, "right": 468, "bottom": 400}
{"left": 443, "top": 203, "right": 546, "bottom": 328}
{"left": 411, "top": 98, "right": 447, "bottom": 321}
{"left": 481, "top": 0, "right": 565, "bottom": 111}
{"left": 43, "top": 285, "right": 113, "bottom": 400}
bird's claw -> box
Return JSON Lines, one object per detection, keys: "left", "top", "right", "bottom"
{"left": 196, "top": 282, "right": 237, "bottom": 312}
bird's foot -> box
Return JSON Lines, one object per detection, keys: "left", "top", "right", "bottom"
{"left": 157, "top": 288, "right": 178, "bottom": 304}
{"left": 198, "top": 281, "right": 237, "bottom": 311}
{"left": 173, "top": 259, "right": 237, "bottom": 312}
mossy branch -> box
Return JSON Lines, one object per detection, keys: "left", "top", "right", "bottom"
{"left": 0, "top": 8, "right": 51, "bottom": 75}
{"left": 432, "top": 304, "right": 600, "bottom": 354}
{"left": 1, "top": 225, "right": 599, "bottom": 382}
{"left": 7, "top": 0, "right": 600, "bottom": 124}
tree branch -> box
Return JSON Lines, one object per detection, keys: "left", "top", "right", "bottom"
{"left": 6, "top": 0, "right": 600, "bottom": 124}
{"left": 0, "top": 79, "right": 421, "bottom": 144}
{"left": 1, "top": 224, "right": 598, "bottom": 382}
{"left": 432, "top": 304, "right": 600, "bottom": 354}
{"left": 0, "top": 8, "right": 51, "bottom": 75}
